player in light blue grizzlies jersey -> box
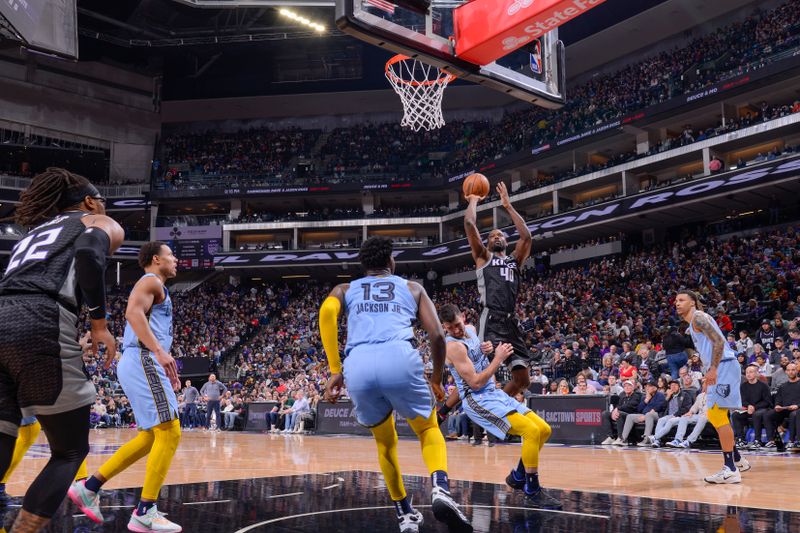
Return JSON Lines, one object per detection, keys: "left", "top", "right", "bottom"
{"left": 70, "top": 242, "right": 183, "bottom": 532}
{"left": 319, "top": 237, "right": 472, "bottom": 533}
{"left": 439, "top": 304, "right": 562, "bottom": 510}
{"left": 676, "top": 290, "right": 751, "bottom": 484}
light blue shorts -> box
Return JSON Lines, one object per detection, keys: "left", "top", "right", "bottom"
{"left": 461, "top": 387, "right": 530, "bottom": 439}
{"left": 706, "top": 358, "right": 742, "bottom": 409}
{"left": 118, "top": 346, "right": 179, "bottom": 430}
{"left": 343, "top": 341, "right": 433, "bottom": 427}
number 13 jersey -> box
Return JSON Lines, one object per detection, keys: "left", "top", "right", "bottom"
{"left": 0, "top": 211, "right": 90, "bottom": 311}
{"left": 477, "top": 253, "right": 520, "bottom": 312}
{"left": 343, "top": 274, "right": 418, "bottom": 355}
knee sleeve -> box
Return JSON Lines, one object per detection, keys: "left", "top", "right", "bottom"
{"left": 98, "top": 428, "right": 156, "bottom": 481}
{"left": 408, "top": 410, "right": 448, "bottom": 475}
{"left": 508, "top": 413, "right": 541, "bottom": 469}
{"left": 525, "top": 411, "right": 551, "bottom": 444}
{"left": 141, "top": 419, "right": 181, "bottom": 501}
{"left": 2, "top": 420, "right": 41, "bottom": 483}
{"left": 370, "top": 415, "right": 405, "bottom": 501}
{"left": 708, "top": 404, "right": 730, "bottom": 429}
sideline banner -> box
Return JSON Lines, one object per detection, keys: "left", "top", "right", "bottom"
{"left": 527, "top": 394, "right": 607, "bottom": 443}
{"left": 315, "top": 400, "right": 417, "bottom": 436}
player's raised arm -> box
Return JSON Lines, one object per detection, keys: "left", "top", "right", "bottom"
{"left": 320, "top": 283, "right": 348, "bottom": 402}
{"left": 126, "top": 275, "right": 178, "bottom": 388}
{"left": 446, "top": 340, "right": 514, "bottom": 392}
{"left": 464, "top": 195, "right": 490, "bottom": 267}
{"left": 410, "top": 281, "right": 446, "bottom": 401}
{"left": 497, "top": 182, "right": 532, "bottom": 265}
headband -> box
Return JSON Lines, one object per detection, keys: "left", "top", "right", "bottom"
{"left": 57, "top": 183, "right": 101, "bottom": 209}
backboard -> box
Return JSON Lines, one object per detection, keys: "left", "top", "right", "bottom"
{"left": 335, "top": 0, "right": 566, "bottom": 107}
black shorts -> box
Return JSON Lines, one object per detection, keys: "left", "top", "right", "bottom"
{"left": 0, "top": 295, "right": 94, "bottom": 437}
{"left": 478, "top": 308, "right": 531, "bottom": 370}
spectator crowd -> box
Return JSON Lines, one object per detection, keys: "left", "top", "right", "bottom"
{"left": 154, "top": 0, "right": 800, "bottom": 195}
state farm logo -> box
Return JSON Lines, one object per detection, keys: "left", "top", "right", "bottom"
{"left": 507, "top": 0, "right": 534, "bottom": 16}
{"left": 503, "top": 35, "right": 531, "bottom": 50}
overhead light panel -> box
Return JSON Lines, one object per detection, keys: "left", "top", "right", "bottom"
{"left": 278, "top": 8, "right": 326, "bottom": 32}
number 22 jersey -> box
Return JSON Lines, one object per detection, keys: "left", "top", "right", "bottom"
{"left": 0, "top": 211, "right": 90, "bottom": 311}
{"left": 343, "top": 274, "right": 418, "bottom": 355}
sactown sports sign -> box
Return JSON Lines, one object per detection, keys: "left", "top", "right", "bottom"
{"left": 212, "top": 155, "right": 800, "bottom": 267}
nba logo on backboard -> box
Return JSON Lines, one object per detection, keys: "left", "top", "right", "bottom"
{"left": 530, "top": 39, "right": 542, "bottom": 75}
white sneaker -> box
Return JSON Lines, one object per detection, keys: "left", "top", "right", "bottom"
{"left": 431, "top": 486, "right": 472, "bottom": 531}
{"left": 703, "top": 466, "right": 741, "bottom": 484}
{"left": 665, "top": 439, "right": 680, "bottom": 448}
{"left": 636, "top": 439, "right": 649, "bottom": 447}
{"left": 735, "top": 457, "right": 751, "bottom": 472}
{"left": 601, "top": 437, "right": 615, "bottom": 445}
{"left": 651, "top": 438, "right": 661, "bottom": 448}
{"left": 67, "top": 479, "right": 104, "bottom": 524}
{"left": 127, "top": 505, "right": 182, "bottom": 532}
{"left": 612, "top": 438, "right": 625, "bottom": 446}
{"left": 398, "top": 510, "right": 424, "bottom": 533}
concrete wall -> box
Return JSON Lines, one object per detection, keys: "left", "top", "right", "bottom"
{"left": 0, "top": 49, "right": 160, "bottom": 182}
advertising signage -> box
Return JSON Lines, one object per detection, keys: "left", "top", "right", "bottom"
{"left": 212, "top": 155, "right": 800, "bottom": 267}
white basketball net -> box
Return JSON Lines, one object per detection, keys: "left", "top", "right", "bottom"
{"left": 385, "top": 55, "right": 456, "bottom": 132}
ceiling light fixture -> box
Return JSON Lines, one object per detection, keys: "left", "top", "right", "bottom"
{"left": 278, "top": 8, "right": 326, "bottom": 33}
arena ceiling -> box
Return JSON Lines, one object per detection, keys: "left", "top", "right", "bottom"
{"left": 71, "top": 0, "right": 706, "bottom": 100}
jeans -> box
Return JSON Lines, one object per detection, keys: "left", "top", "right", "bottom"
{"left": 675, "top": 415, "right": 708, "bottom": 442}
{"left": 206, "top": 400, "right": 221, "bottom": 429}
{"left": 184, "top": 403, "right": 198, "bottom": 428}
{"left": 447, "top": 414, "right": 459, "bottom": 435}
{"left": 667, "top": 352, "right": 689, "bottom": 379}
{"left": 266, "top": 412, "right": 279, "bottom": 430}
{"left": 654, "top": 416, "right": 681, "bottom": 440}
{"left": 223, "top": 411, "right": 238, "bottom": 430}
{"left": 285, "top": 412, "right": 298, "bottom": 431}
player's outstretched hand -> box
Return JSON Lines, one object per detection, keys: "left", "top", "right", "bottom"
{"left": 91, "top": 321, "right": 117, "bottom": 369}
{"left": 480, "top": 341, "right": 494, "bottom": 355}
{"left": 496, "top": 182, "right": 511, "bottom": 209}
{"left": 155, "top": 349, "right": 180, "bottom": 391}
{"left": 495, "top": 342, "right": 514, "bottom": 362}
{"left": 325, "top": 373, "right": 344, "bottom": 403}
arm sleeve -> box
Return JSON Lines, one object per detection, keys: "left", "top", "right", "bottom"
{"left": 74, "top": 228, "right": 111, "bottom": 320}
{"left": 319, "top": 296, "right": 343, "bottom": 374}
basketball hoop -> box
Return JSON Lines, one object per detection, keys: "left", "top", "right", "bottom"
{"left": 385, "top": 54, "right": 456, "bottom": 132}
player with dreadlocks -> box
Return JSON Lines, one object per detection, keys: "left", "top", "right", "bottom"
{"left": 0, "top": 168, "right": 123, "bottom": 532}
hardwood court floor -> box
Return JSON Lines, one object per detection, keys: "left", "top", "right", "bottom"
{"left": 8, "top": 428, "right": 799, "bottom": 514}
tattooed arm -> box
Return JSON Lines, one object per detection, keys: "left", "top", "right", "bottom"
{"left": 693, "top": 312, "right": 725, "bottom": 386}
{"left": 693, "top": 312, "right": 725, "bottom": 367}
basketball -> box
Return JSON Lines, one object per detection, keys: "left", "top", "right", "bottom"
{"left": 463, "top": 173, "right": 490, "bottom": 199}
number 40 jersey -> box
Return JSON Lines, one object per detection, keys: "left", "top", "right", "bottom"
{"left": 0, "top": 211, "right": 91, "bottom": 312}
{"left": 343, "top": 274, "right": 418, "bottom": 355}
{"left": 476, "top": 253, "right": 520, "bottom": 312}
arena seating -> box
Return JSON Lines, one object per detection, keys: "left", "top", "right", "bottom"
{"left": 154, "top": 0, "right": 800, "bottom": 192}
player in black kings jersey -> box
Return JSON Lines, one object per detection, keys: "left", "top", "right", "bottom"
{"left": 465, "top": 181, "right": 532, "bottom": 397}
{"left": 0, "top": 168, "right": 123, "bottom": 532}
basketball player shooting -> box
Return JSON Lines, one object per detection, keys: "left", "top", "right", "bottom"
{"left": 466, "top": 181, "right": 533, "bottom": 397}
